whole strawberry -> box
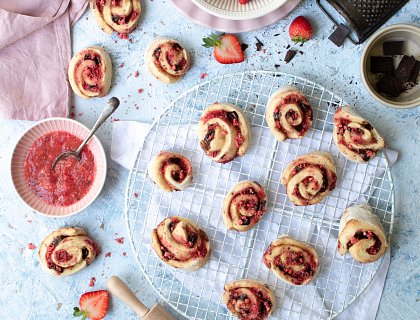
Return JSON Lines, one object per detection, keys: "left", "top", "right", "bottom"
{"left": 202, "top": 33, "right": 245, "bottom": 65}
{"left": 289, "top": 16, "right": 313, "bottom": 44}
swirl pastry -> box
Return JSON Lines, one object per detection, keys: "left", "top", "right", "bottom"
{"left": 281, "top": 151, "right": 337, "bottom": 206}
{"left": 198, "top": 103, "right": 251, "bottom": 164}
{"left": 263, "top": 235, "right": 319, "bottom": 286}
{"left": 90, "top": 0, "right": 141, "bottom": 37}
{"left": 223, "top": 180, "right": 266, "bottom": 232}
{"left": 148, "top": 151, "right": 193, "bottom": 192}
{"left": 333, "top": 106, "right": 386, "bottom": 163}
{"left": 145, "top": 38, "right": 190, "bottom": 84}
{"left": 151, "top": 216, "right": 211, "bottom": 271}
{"left": 266, "top": 86, "right": 313, "bottom": 142}
{"left": 338, "top": 204, "right": 388, "bottom": 263}
{"left": 223, "top": 279, "right": 275, "bottom": 320}
{"left": 38, "top": 227, "right": 99, "bottom": 276}
{"left": 68, "top": 46, "right": 112, "bottom": 99}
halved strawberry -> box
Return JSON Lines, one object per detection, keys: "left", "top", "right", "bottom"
{"left": 289, "top": 16, "right": 313, "bottom": 44}
{"left": 202, "top": 33, "right": 245, "bottom": 64}
{"left": 73, "top": 290, "right": 109, "bottom": 320}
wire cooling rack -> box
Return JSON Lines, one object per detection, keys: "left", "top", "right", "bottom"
{"left": 125, "top": 71, "right": 394, "bottom": 320}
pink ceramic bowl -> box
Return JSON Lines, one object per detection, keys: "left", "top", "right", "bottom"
{"left": 10, "top": 118, "right": 107, "bottom": 217}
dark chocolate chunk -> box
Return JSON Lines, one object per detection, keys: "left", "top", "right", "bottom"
{"left": 284, "top": 50, "right": 297, "bottom": 63}
{"left": 383, "top": 41, "right": 404, "bottom": 56}
{"left": 370, "top": 56, "right": 394, "bottom": 74}
{"left": 274, "top": 64, "right": 280, "bottom": 69}
{"left": 376, "top": 73, "right": 404, "bottom": 98}
{"left": 408, "top": 60, "right": 420, "bottom": 84}
{"left": 328, "top": 24, "right": 350, "bottom": 47}
{"left": 241, "top": 43, "right": 249, "bottom": 52}
{"left": 395, "top": 55, "right": 416, "bottom": 82}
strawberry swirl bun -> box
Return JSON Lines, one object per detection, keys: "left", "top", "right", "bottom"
{"left": 148, "top": 151, "right": 193, "bottom": 192}
{"left": 38, "top": 227, "right": 99, "bottom": 276}
{"left": 263, "top": 235, "right": 319, "bottom": 286}
{"left": 68, "top": 46, "right": 112, "bottom": 99}
{"left": 90, "top": 0, "right": 141, "bottom": 38}
{"left": 145, "top": 38, "right": 190, "bottom": 84}
{"left": 198, "top": 103, "right": 251, "bottom": 164}
{"left": 151, "top": 216, "right": 211, "bottom": 271}
{"left": 266, "top": 86, "right": 313, "bottom": 142}
{"left": 223, "top": 279, "right": 276, "bottom": 320}
{"left": 223, "top": 180, "right": 267, "bottom": 232}
{"left": 281, "top": 151, "right": 337, "bottom": 206}
{"left": 333, "top": 106, "right": 386, "bottom": 163}
{"left": 338, "top": 204, "right": 388, "bottom": 263}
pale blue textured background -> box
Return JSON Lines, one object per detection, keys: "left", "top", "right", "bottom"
{"left": 0, "top": 0, "right": 419, "bottom": 319}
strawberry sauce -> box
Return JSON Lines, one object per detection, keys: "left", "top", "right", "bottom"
{"left": 24, "top": 131, "right": 95, "bottom": 206}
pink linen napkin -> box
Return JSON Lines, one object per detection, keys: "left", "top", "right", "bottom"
{"left": 0, "top": 0, "right": 87, "bottom": 120}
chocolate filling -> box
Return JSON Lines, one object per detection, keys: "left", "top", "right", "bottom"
{"left": 229, "top": 288, "right": 272, "bottom": 319}
{"left": 273, "top": 250, "right": 316, "bottom": 285}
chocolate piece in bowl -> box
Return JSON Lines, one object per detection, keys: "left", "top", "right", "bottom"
{"left": 408, "top": 60, "right": 420, "bottom": 84}
{"left": 383, "top": 41, "right": 405, "bottom": 55}
{"left": 376, "top": 73, "right": 404, "bottom": 98}
{"left": 370, "top": 56, "right": 394, "bottom": 74}
{"left": 395, "top": 55, "right": 417, "bottom": 83}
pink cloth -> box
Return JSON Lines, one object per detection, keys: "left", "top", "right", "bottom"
{"left": 0, "top": 0, "right": 87, "bottom": 120}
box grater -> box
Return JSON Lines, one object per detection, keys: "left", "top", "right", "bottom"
{"left": 317, "top": 0, "right": 410, "bottom": 44}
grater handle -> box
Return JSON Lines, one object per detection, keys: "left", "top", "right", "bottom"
{"left": 107, "top": 276, "right": 150, "bottom": 318}
{"left": 316, "top": 0, "right": 358, "bottom": 45}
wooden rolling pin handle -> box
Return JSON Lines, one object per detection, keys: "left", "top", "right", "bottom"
{"left": 106, "top": 276, "right": 150, "bottom": 318}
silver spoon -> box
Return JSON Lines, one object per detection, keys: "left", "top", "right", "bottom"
{"left": 51, "top": 97, "right": 120, "bottom": 170}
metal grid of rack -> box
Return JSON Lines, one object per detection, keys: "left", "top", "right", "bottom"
{"left": 125, "top": 71, "right": 394, "bottom": 319}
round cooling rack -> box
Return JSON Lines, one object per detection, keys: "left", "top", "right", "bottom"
{"left": 125, "top": 71, "right": 394, "bottom": 320}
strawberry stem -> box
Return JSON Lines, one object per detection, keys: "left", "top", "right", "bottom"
{"left": 73, "top": 307, "right": 88, "bottom": 320}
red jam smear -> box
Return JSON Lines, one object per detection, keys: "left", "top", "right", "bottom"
{"left": 273, "top": 93, "right": 312, "bottom": 135}
{"left": 161, "top": 157, "right": 191, "bottom": 183}
{"left": 346, "top": 229, "right": 382, "bottom": 255}
{"left": 264, "top": 247, "right": 317, "bottom": 285}
{"left": 159, "top": 219, "right": 208, "bottom": 262}
{"left": 230, "top": 186, "right": 266, "bottom": 226}
{"left": 290, "top": 163, "right": 336, "bottom": 203}
{"left": 200, "top": 108, "right": 244, "bottom": 162}
{"left": 24, "top": 131, "right": 95, "bottom": 207}
{"left": 229, "top": 287, "right": 272, "bottom": 320}
{"left": 335, "top": 118, "right": 377, "bottom": 161}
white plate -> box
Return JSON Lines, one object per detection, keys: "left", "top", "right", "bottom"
{"left": 191, "top": 0, "right": 288, "bottom": 20}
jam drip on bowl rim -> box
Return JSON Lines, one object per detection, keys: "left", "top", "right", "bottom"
{"left": 38, "top": 227, "right": 99, "bottom": 276}
{"left": 281, "top": 151, "right": 337, "bottom": 206}
{"left": 263, "top": 235, "right": 319, "bottom": 286}
{"left": 333, "top": 106, "right": 386, "bottom": 163}
{"left": 338, "top": 204, "right": 388, "bottom": 263}
{"left": 151, "top": 216, "right": 211, "bottom": 271}
{"left": 266, "top": 86, "right": 313, "bottom": 142}
{"left": 223, "top": 279, "right": 276, "bottom": 320}
{"left": 90, "top": 0, "right": 141, "bottom": 38}
{"left": 148, "top": 151, "right": 193, "bottom": 192}
{"left": 23, "top": 131, "right": 96, "bottom": 207}
{"left": 223, "top": 180, "right": 267, "bottom": 232}
{"left": 145, "top": 38, "right": 190, "bottom": 84}
{"left": 68, "top": 46, "right": 112, "bottom": 99}
{"left": 198, "top": 102, "right": 251, "bottom": 164}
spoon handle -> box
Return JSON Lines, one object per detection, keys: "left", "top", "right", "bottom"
{"left": 76, "top": 97, "right": 120, "bottom": 154}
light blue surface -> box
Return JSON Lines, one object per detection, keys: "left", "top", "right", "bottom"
{"left": 0, "top": 1, "right": 419, "bottom": 319}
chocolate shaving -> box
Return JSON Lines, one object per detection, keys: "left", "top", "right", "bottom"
{"left": 255, "top": 37, "right": 264, "bottom": 51}
{"left": 376, "top": 73, "right": 404, "bottom": 98}
{"left": 284, "top": 50, "right": 297, "bottom": 64}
